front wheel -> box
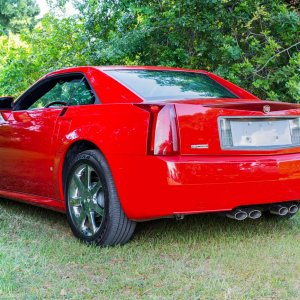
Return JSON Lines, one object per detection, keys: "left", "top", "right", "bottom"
{"left": 65, "top": 149, "right": 136, "bottom": 246}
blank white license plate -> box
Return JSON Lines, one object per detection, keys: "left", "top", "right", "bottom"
{"left": 230, "top": 119, "right": 292, "bottom": 147}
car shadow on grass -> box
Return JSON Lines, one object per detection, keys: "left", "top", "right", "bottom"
{"left": 0, "top": 197, "right": 299, "bottom": 246}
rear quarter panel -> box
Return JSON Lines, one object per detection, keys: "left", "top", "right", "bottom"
{"left": 53, "top": 103, "right": 150, "bottom": 206}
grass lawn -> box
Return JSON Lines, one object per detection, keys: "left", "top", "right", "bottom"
{"left": 0, "top": 198, "right": 300, "bottom": 299}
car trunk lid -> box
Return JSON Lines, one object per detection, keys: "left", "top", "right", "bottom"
{"left": 174, "top": 100, "right": 300, "bottom": 155}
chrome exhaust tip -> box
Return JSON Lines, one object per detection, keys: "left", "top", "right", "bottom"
{"left": 248, "top": 209, "right": 262, "bottom": 220}
{"left": 226, "top": 209, "right": 248, "bottom": 221}
{"left": 289, "top": 204, "right": 299, "bottom": 214}
{"left": 270, "top": 205, "right": 289, "bottom": 216}
{"left": 242, "top": 208, "right": 262, "bottom": 219}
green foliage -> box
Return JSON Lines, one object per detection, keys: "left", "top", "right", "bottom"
{"left": 76, "top": 0, "right": 300, "bottom": 102}
{"left": 0, "top": 15, "right": 87, "bottom": 96}
{"left": 0, "top": 0, "right": 299, "bottom": 102}
{"left": 0, "top": 0, "right": 40, "bottom": 35}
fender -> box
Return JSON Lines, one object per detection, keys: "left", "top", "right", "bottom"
{"left": 53, "top": 124, "right": 108, "bottom": 203}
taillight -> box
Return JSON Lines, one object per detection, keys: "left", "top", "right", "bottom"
{"left": 153, "top": 105, "right": 179, "bottom": 155}
{"left": 136, "top": 104, "right": 179, "bottom": 155}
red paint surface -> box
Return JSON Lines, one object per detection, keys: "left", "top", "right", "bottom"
{"left": 0, "top": 66, "right": 300, "bottom": 219}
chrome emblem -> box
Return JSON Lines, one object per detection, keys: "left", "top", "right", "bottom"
{"left": 191, "top": 144, "right": 209, "bottom": 149}
{"left": 263, "top": 105, "right": 271, "bottom": 113}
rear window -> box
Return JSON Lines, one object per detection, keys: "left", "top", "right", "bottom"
{"left": 106, "top": 70, "right": 238, "bottom": 101}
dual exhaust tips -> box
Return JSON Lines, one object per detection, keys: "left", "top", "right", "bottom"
{"left": 269, "top": 204, "right": 298, "bottom": 216}
{"left": 226, "top": 208, "right": 262, "bottom": 221}
{"left": 226, "top": 203, "right": 299, "bottom": 221}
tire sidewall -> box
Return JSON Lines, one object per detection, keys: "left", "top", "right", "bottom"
{"left": 65, "top": 152, "right": 109, "bottom": 244}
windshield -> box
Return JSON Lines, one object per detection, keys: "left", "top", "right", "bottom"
{"left": 106, "top": 70, "right": 238, "bottom": 101}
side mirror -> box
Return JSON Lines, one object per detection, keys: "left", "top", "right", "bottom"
{"left": 0, "top": 96, "right": 14, "bottom": 110}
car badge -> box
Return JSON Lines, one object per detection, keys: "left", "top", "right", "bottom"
{"left": 263, "top": 105, "right": 271, "bottom": 113}
{"left": 191, "top": 144, "right": 209, "bottom": 149}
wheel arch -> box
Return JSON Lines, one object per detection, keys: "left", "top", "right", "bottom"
{"left": 61, "top": 140, "right": 100, "bottom": 195}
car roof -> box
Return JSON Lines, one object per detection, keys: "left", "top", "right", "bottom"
{"left": 97, "top": 66, "right": 208, "bottom": 73}
{"left": 45, "top": 66, "right": 209, "bottom": 77}
{"left": 17, "top": 65, "right": 257, "bottom": 105}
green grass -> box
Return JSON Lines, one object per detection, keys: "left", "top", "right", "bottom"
{"left": 1, "top": 199, "right": 300, "bottom": 299}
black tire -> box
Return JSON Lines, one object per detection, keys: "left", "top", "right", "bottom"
{"left": 65, "top": 149, "right": 136, "bottom": 246}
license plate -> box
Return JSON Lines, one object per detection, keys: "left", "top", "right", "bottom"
{"left": 230, "top": 119, "right": 292, "bottom": 147}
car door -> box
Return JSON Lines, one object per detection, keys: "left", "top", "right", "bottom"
{"left": 0, "top": 73, "right": 95, "bottom": 198}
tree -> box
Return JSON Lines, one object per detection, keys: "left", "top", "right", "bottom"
{"left": 75, "top": 0, "right": 300, "bottom": 102}
{"left": 0, "top": 0, "right": 299, "bottom": 103}
{"left": 0, "top": 0, "right": 40, "bottom": 35}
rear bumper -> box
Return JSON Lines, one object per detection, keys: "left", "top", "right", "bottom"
{"left": 107, "top": 153, "right": 300, "bottom": 220}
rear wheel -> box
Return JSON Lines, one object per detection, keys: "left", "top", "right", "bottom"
{"left": 65, "top": 149, "right": 136, "bottom": 246}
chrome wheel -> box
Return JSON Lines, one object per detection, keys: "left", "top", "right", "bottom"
{"left": 65, "top": 150, "right": 136, "bottom": 246}
{"left": 68, "top": 163, "right": 105, "bottom": 237}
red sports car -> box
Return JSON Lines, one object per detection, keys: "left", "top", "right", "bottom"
{"left": 0, "top": 66, "right": 299, "bottom": 246}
